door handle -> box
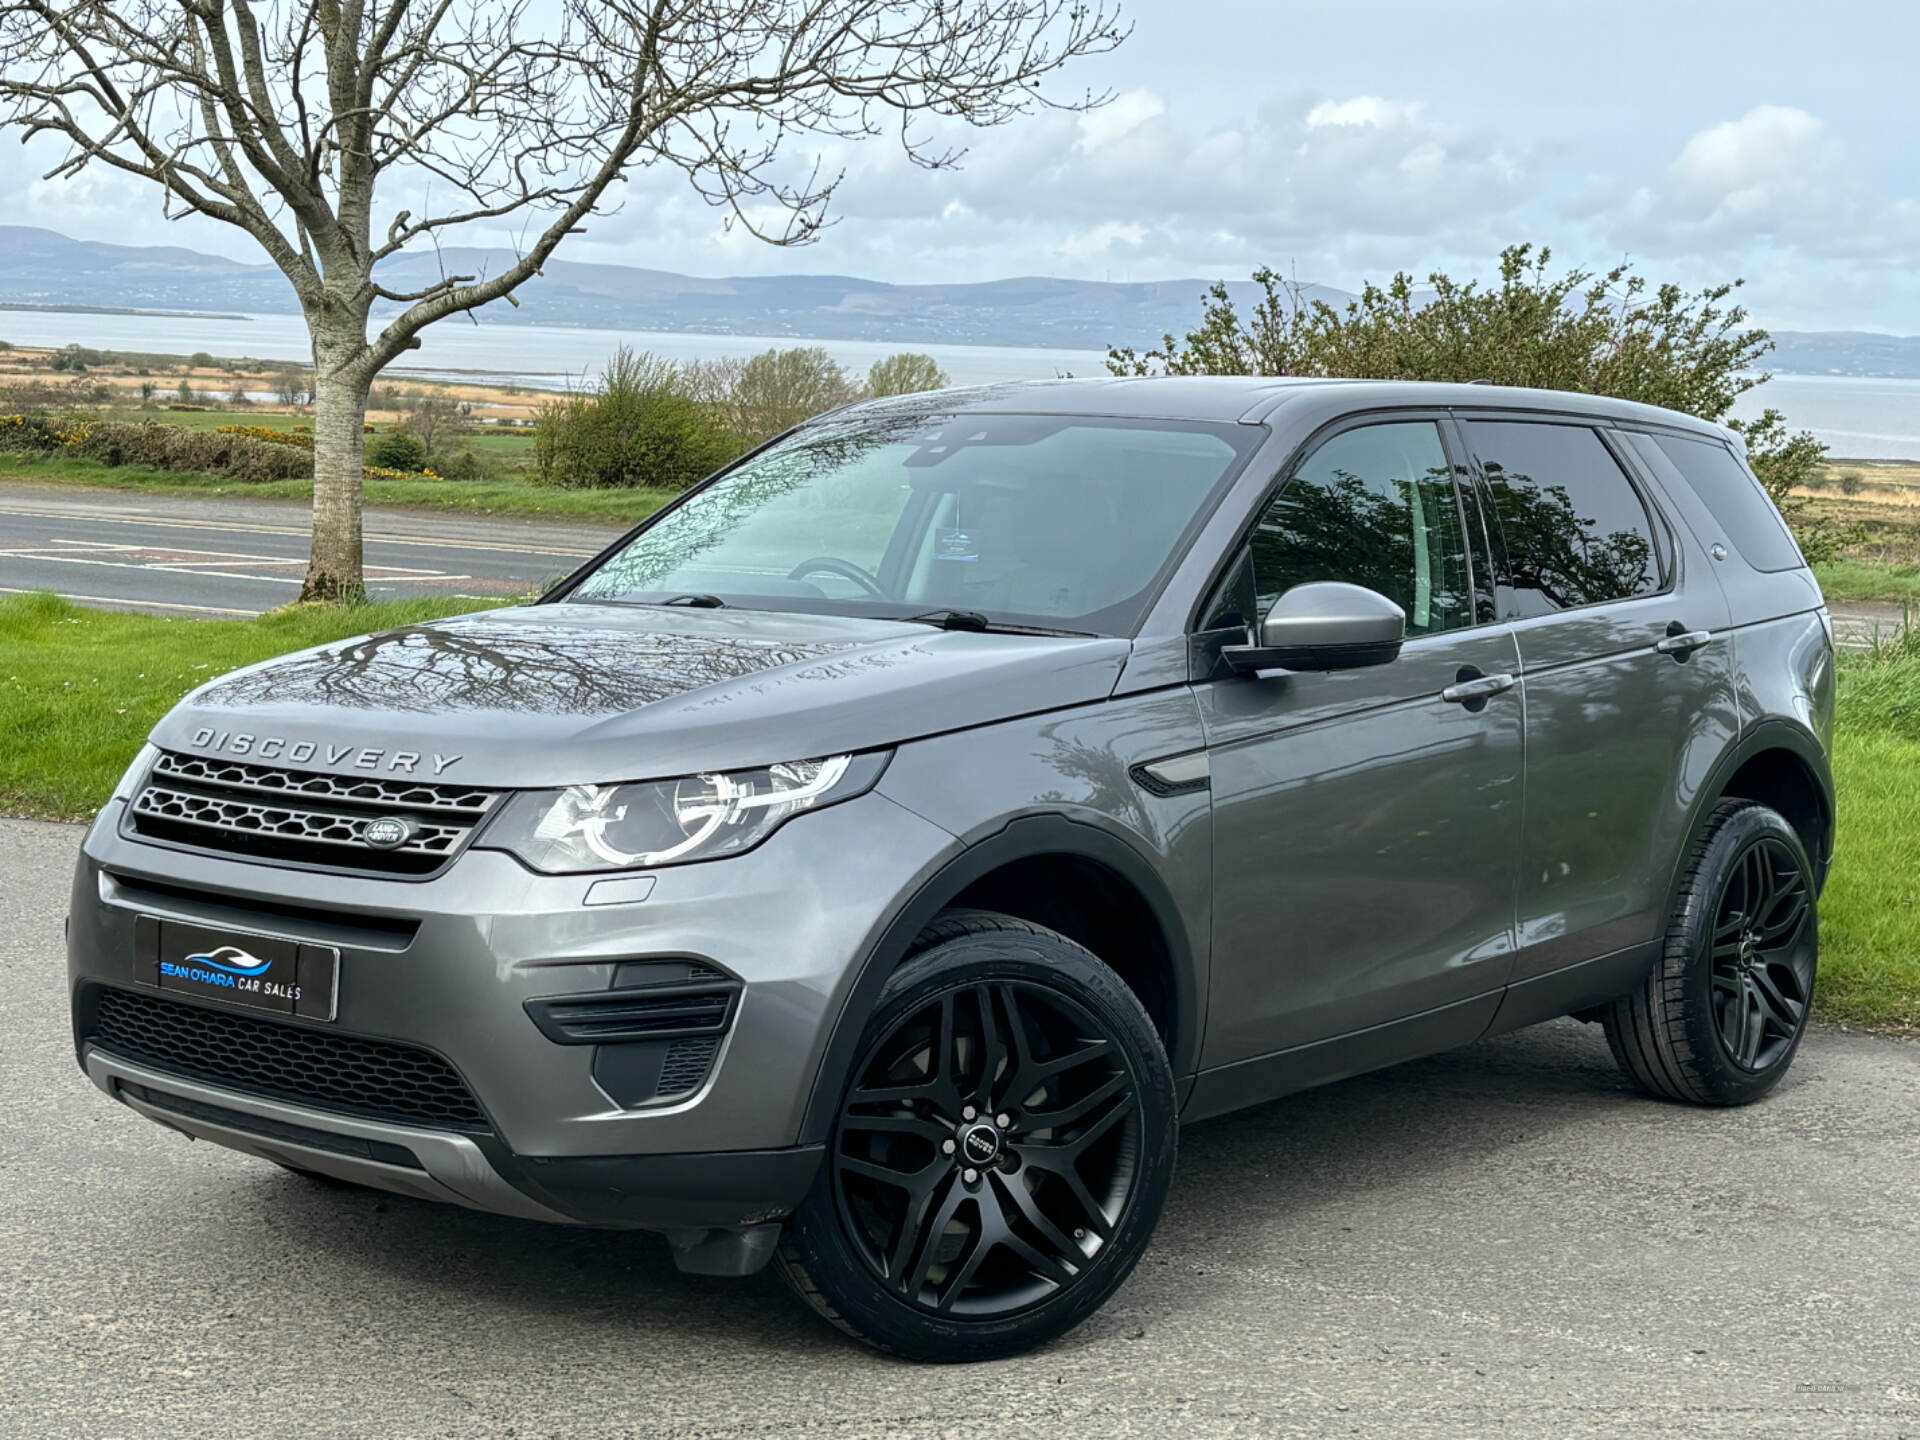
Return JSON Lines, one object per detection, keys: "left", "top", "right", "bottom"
{"left": 1440, "top": 671, "right": 1516, "bottom": 706}
{"left": 1654, "top": 628, "right": 1716, "bottom": 658}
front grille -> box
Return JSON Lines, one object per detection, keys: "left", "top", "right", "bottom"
{"left": 126, "top": 751, "right": 503, "bottom": 877}
{"left": 86, "top": 986, "right": 489, "bottom": 1131}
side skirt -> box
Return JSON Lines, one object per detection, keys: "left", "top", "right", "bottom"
{"left": 1480, "top": 942, "right": 1658, "bottom": 1039}
{"left": 1179, "top": 942, "right": 1660, "bottom": 1125}
{"left": 1181, "top": 992, "right": 1501, "bottom": 1124}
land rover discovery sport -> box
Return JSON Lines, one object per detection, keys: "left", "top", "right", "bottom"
{"left": 67, "top": 378, "right": 1835, "bottom": 1361}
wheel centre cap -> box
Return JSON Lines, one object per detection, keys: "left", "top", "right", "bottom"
{"left": 959, "top": 1122, "right": 1002, "bottom": 1167}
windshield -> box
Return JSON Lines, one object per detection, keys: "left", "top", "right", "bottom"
{"left": 564, "top": 412, "right": 1258, "bottom": 636}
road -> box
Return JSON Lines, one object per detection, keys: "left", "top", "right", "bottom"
{"left": 4, "top": 816, "right": 1919, "bottom": 1438}
{"left": 0, "top": 486, "right": 616, "bottom": 616}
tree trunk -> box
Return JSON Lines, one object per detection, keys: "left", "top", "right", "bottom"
{"left": 302, "top": 328, "right": 372, "bottom": 604}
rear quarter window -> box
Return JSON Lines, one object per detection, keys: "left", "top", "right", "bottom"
{"left": 1646, "top": 432, "right": 1806, "bottom": 573}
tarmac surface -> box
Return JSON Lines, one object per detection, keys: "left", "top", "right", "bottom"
{"left": 0, "top": 486, "right": 612, "bottom": 615}
{"left": 4, "top": 814, "right": 1917, "bottom": 1438}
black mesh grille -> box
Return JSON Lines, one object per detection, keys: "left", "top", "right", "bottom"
{"left": 86, "top": 987, "right": 488, "bottom": 1132}
{"left": 658, "top": 1037, "right": 721, "bottom": 1098}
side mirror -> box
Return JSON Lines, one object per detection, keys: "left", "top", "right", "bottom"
{"left": 1221, "top": 581, "right": 1406, "bottom": 674}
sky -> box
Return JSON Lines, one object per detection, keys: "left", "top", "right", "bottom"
{"left": 5, "top": 0, "right": 1917, "bottom": 333}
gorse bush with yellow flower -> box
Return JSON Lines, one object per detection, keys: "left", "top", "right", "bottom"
{"left": 0, "top": 414, "right": 431, "bottom": 483}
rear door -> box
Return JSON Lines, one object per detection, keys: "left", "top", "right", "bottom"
{"left": 1458, "top": 415, "right": 1738, "bottom": 981}
{"left": 1198, "top": 416, "right": 1523, "bottom": 1071}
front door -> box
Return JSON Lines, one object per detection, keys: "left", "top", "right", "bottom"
{"left": 1197, "top": 418, "right": 1524, "bottom": 1073}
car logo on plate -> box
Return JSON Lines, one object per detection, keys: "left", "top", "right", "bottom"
{"left": 182, "top": 945, "right": 274, "bottom": 977}
{"left": 363, "top": 816, "right": 413, "bottom": 850}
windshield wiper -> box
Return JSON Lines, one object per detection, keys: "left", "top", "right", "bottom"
{"left": 892, "top": 609, "right": 1095, "bottom": 638}
{"left": 653, "top": 593, "right": 729, "bottom": 608}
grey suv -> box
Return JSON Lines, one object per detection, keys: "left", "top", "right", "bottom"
{"left": 67, "top": 379, "right": 1834, "bottom": 1360}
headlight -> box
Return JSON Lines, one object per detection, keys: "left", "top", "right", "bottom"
{"left": 482, "top": 752, "right": 889, "bottom": 874}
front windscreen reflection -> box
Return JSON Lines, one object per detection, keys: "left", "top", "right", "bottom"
{"left": 569, "top": 413, "right": 1258, "bottom": 637}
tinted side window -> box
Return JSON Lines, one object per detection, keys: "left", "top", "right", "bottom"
{"left": 1649, "top": 432, "right": 1805, "bottom": 573}
{"left": 1250, "top": 422, "right": 1473, "bottom": 636}
{"left": 1467, "top": 421, "right": 1660, "bottom": 616}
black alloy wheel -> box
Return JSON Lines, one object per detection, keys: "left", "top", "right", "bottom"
{"left": 778, "top": 911, "right": 1176, "bottom": 1361}
{"left": 832, "top": 977, "right": 1138, "bottom": 1317}
{"left": 1604, "top": 800, "right": 1819, "bottom": 1106}
{"left": 1707, "top": 836, "right": 1814, "bottom": 1071}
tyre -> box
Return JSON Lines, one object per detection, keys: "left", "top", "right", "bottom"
{"left": 778, "top": 910, "right": 1177, "bottom": 1361}
{"left": 1604, "top": 800, "right": 1818, "bottom": 1106}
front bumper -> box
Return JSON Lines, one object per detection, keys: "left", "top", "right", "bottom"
{"left": 68, "top": 790, "right": 958, "bottom": 1227}
{"left": 85, "top": 1049, "right": 824, "bottom": 1230}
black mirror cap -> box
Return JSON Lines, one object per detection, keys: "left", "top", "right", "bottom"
{"left": 1221, "top": 581, "right": 1407, "bottom": 675}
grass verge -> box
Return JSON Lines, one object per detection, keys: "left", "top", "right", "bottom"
{"left": 1813, "top": 559, "right": 1920, "bottom": 605}
{"left": 1, "top": 590, "right": 1916, "bottom": 1030}
{"left": 0, "top": 453, "right": 665, "bottom": 525}
{"left": 0, "top": 591, "right": 499, "bottom": 817}
{"left": 1818, "top": 629, "right": 1920, "bottom": 1030}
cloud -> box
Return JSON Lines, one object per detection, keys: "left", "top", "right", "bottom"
{"left": 1614, "top": 105, "right": 1920, "bottom": 262}
{"left": 628, "top": 89, "right": 1542, "bottom": 284}
{"left": 1075, "top": 89, "right": 1167, "bottom": 154}
{"left": 1304, "top": 96, "right": 1425, "bottom": 131}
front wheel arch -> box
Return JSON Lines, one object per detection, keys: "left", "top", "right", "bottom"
{"left": 797, "top": 816, "right": 1200, "bottom": 1148}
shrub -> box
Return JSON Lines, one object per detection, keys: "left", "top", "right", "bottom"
{"left": 433, "top": 447, "right": 496, "bottom": 483}
{"left": 732, "top": 346, "right": 860, "bottom": 444}
{"left": 867, "top": 352, "right": 949, "bottom": 397}
{"left": 1839, "top": 471, "right": 1866, "bottom": 497}
{"left": 217, "top": 424, "right": 313, "bottom": 450}
{"left": 188, "top": 351, "right": 215, "bottom": 368}
{"left": 535, "top": 348, "right": 744, "bottom": 490}
{"left": 369, "top": 428, "right": 429, "bottom": 472}
{"left": 69, "top": 421, "right": 313, "bottom": 481}
{"left": 1113, "top": 243, "right": 1848, "bottom": 564}
{"left": 0, "top": 414, "right": 312, "bottom": 481}
{"left": 0, "top": 413, "right": 71, "bottom": 451}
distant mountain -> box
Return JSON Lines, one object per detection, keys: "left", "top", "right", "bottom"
{"left": 0, "top": 225, "right": 1339, "bottom": 351}
{"left": 1, "top": 226, "right": 1915, "bottom": 372}
{"left": 1762, "top": 331, "right": 1920, "bottom": 381}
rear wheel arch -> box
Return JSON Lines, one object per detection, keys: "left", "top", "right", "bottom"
{"left": 798, "top": 816, "right": 1199, "bottom": 1146}
{"left": 1691, "top": 723, "right": 1834, "bottom": 892}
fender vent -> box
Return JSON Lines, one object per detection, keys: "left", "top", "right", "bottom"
{"left": 525, "top": 977, "right": 742, "bottom": 1045}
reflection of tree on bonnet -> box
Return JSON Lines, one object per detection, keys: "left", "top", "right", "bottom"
{"left": 206, "top": 621, "right": 855, "bottom": 716}
{"left": 1482, "top": 465, "right": 1655, "bottom": 611}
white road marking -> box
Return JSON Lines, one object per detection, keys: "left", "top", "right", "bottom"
{"left": 0, "top": 548, "right": 468, "bottom": 585}
{"left": 0, "top": 503, "right": 599, "bottom": 557}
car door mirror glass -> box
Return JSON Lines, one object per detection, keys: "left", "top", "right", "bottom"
{"left": 1222, "top": 581, "right": 1407, "bottom": 674}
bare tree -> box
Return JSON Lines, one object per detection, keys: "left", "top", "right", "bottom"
{"left": 0, "top": 1, "right": 1125, "bottom": 600}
